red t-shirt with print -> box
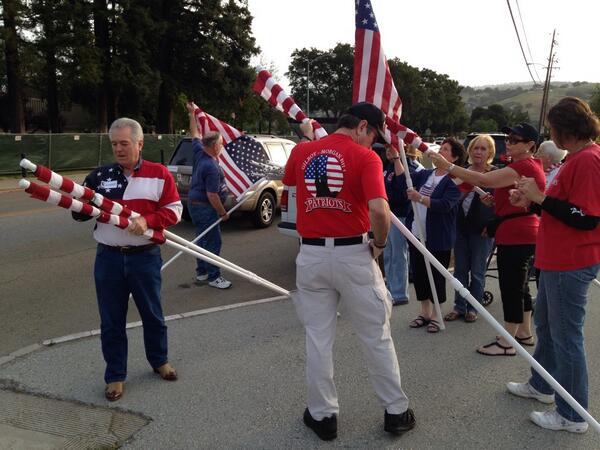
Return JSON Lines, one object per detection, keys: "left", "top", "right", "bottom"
{"left": 282, "top": 133, "right": 387, "bottom": 238}
{"left": 494, "top": 157, "right": 545, "bottom": 245}
{"left": 535, "top": 143, "right": 600, "bottom": 270}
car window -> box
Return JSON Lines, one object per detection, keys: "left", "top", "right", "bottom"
{"left": 265, "top": 142, "right": 288, "bottom": 166}
{"left": 169, "top": 140, "right": 194, "bottom": 166}
{"left": 283, "top": 142, "right": 295, "bottom": 156}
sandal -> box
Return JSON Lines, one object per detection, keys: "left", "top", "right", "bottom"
{"left": 104, "top": 382, "right": 124, "bottom": 401}
{"left": 444, "top": 311, "right": 461, "bottom": 321}
{"left": 477, "top": 341, "right": 516, "bottom": 356}
{"left": 409, "top": 315, "right": 430, "bottom": 328}
{"left": 427, "top": 319, "right": 441, "bottom": 333}
{"left": 464, "top": 311, "right": 478, "bottom": 323}
{"left": 516, "top": 335, "right": 535, "bottom": 347}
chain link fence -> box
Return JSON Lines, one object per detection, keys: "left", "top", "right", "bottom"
{"left": 0, "top": 133, "right": 183, "bottom": 175}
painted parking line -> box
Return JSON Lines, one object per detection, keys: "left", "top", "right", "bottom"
{"left": 0, "top": 294, "right": 290, "bottom": 367}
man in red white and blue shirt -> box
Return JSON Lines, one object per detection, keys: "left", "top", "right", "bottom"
{"left": 73, "top": 118, "right": 182, "bottom": 401}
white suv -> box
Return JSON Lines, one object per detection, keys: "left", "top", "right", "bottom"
{"left": 168, "top": 135, "right": 296, "bottom": 228}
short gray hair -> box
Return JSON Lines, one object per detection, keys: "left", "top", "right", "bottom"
{"left": 202, "top": 131, "right": 221, "bottom": 148}
{"left": 109, "top": 117, "right": 144, "bottom": 143}
{"left": 538, "top": 140, "right": 567, "bottom": 163}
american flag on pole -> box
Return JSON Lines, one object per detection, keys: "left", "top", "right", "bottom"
{"left": 194, "top": 108, "right": 268, "bottom": 198}
{"left": 252, "top": 69, "right": 328, "bottom": 140}
{"left": 353, "top": 0, "right": 402, "bottom": 123}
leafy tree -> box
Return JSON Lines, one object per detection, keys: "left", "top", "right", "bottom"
{"left": 591, "top": 87, "right": 600, "bottom": 116}
{"left": 286, "top": 44, "right": 354, "bottom": 118}
{"left": 287, "top": 43, "right": 468, "bottom": 134}
{"left": 470, "top": 118, "right": 498, "bottom": 132}
{"left": 1, "top": 0, "right": 26, "bottom": 132}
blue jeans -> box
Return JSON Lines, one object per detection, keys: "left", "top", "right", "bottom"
{"left": 529, "top": 263, "right": 600, "bottom": 422}
{"left": 383, "top": 217, "right": 409, "bottom": 301}
{"left": 188, "top": 201, "right": 222, "bottom": 281}
{"left": 94, "top": 244, "right": 168, "bottom": 383}
{"left": 453, "top": 231, "right": 494, "bottom": 314}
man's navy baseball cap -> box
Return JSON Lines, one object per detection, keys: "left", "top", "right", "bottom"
{"left": 346, "top": 102, "right": 387, "bottom": 143}
{"left": 501, "top": 122, "right": 539, "bottom": 143}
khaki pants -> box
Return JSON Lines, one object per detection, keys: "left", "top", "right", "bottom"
{"left": 293, "top": 240, "right": 410, "bottom": 420}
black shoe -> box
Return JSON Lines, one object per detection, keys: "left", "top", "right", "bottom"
{"left": 384, "top": 408, "right": 416, "bottom": 435}
{"left": 303, "top": 408, "right": 337, "bottom": 441}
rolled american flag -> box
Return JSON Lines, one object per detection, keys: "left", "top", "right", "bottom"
{"left": 19, "top": 179, "right": 166, "bottom": 244}
{"left": 253, "top": 68, "right": 328, "bottom": 140}
{"left": 20, "top": 158, "right": 138, "bottom": 218}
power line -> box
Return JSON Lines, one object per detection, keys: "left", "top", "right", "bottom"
{"left": 506, "top": 0, "right": 539, "bottom": 86}
{"left": 515, "top": 0, "right": 542, "bottom": 84}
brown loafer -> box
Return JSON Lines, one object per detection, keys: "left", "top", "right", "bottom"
{"left": 154, "top": 363, "right": 178, "bottom": 381}
{"left": 105, "top": 382, "right": 124, "bottom": 401}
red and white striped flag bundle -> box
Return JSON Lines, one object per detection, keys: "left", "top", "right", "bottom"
{"left": 193, "top": 107, "right": 267, "bottom": 198}
{"left": 252, "top": 69, "right": 328, "bottom": 140}
{"left": 384, "top": 117, "right": 432, "bottom": 154}
{"left": 19, "top": 176, "right": 166, "bottom": 244}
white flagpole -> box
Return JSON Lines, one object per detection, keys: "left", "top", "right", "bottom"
{"left": 160, "top": 178, "right": 264, "bottom": 272}
{"left": 163, "top": 238, "right": 290, "bottom": 297}
{"left": 390, "top": 213, "right": 600, "bottom": 433}
{"left": 163, "top": 229, "right": 285, "bottom": 294}
{"left": 397, "top": 139, "right": 445, "bottom": 330}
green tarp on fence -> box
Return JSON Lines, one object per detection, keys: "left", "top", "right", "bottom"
{"left": 0, "top": 133, "right": 182, "bottom": 175}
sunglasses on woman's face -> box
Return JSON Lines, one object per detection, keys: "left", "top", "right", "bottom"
{"left": 505, "top": 136, "right": 526, "bottom": 145}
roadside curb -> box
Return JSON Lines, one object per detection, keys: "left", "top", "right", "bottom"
{"left": 0, "top": 294, "right": 289, "bottom": 368}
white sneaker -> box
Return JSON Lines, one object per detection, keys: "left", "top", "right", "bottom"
{"left": 209, "top": 276, "right": 232, "bottom": 289}
{"left": 506, "top": 382, "right": 555, "bottom": 404}
{"left": 530, "top": 410, "right": 588, "bottom": 433}
{"left": 196, "top": 274, "right": 209, "bottom": 282}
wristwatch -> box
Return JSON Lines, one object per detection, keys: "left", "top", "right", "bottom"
{"left": 447, "top": 163, "right": 456, "bottom": 173}
{"left": 373, "top": 240, "right": 387, "bottom": 249}
{"left": 418, "top": 195, "right": 424, "bottom": 203}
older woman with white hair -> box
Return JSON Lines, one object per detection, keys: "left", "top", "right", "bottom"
{"left": 537, "top": 140, "right": 567, "bottom": 188}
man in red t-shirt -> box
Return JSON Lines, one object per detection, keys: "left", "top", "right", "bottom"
{"left": 283, "top": 103, "right": 415, "bottom": 441}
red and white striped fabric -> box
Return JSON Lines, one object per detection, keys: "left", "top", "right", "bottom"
{"left": 384, "top": 117, "right": 432, "bottom": 154}
{"left": 193, "top": 107, "right": 256, "bottom": 197}
{"left": 353, "top": 0, "right": 434, "bottom": 154}
{"left": 252, "top": 69, "right": 328, "bottom": 140}
{"left": 22, "top": 158, "right": 139, "bottom": 218}
{"left": 353, "top": 0, "right": 402, "bottom": 124}
{"left": 21, "top": 179, "right": 166, "bottom": 244}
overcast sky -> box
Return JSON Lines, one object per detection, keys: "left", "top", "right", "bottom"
{"left": 248, "top": 0, "right": 599, "bottom": 90}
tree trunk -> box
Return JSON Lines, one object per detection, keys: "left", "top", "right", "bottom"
{"left": 156, "top": 80, "right": 174, "bottom": 133}
{"left": 93, "top": 0, "right": 109, "bottom": 132}
{"left": 155, "top": 0, "right": 179, "bottom": 134}
{"left": 2, "top": 0, "right": 26, "bottom": 133}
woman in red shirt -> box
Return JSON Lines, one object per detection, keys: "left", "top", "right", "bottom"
{"left": 429, "top": 123, "right": 545, "bottom": 356}
{"left": 506, "top": 97, "right": 600, "bottom": 433}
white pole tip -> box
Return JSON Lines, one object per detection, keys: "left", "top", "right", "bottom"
{"left": 18, "top": 179, "right": 30, "bottom": 189}
{"left": 19, "top": 158, "right": 37, "bottom": 171}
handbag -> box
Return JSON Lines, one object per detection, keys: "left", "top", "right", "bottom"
{"left": 485, "top": 212, "right": 534, "bottom": 238}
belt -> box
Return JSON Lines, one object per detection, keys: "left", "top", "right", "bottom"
{"left": 100, "top": 243, "right": 157, "bottom": 254}
{"left": 301, "top": 236, "right": 364, "bottom": 246}
{"left": 190, "top": 200, "right": 210, "bottom": 206}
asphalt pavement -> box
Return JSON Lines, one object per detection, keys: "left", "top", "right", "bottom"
{"left": 2, "top": 277, "right": 600, "bottom": 449}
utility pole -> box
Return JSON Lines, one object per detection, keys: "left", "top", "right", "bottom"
{"left": 538, "top": 29, "right": 557, "bottom": 137}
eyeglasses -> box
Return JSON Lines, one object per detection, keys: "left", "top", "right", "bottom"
{"left": 505, "top": 136, "right": 526, "bottom": 145}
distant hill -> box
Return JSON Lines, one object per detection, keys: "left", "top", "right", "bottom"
{"left": 461, "top": 81, "right": 599, "bottom": 122}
